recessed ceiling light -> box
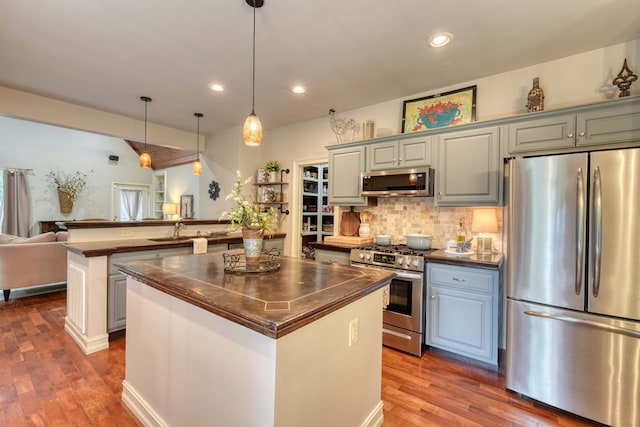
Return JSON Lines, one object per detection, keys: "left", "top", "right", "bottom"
{"left": 208, "top": 83, "right": 224, "bottom": 92}
{"left": 428, "top": 32, "right": 453, "bottom": 48}
{"left": 291, "top": 85, "right": 306, "bottom": 94}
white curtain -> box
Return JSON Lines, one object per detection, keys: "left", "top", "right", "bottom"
{"left": 2, "top": 170, "right": 31, "bottom": 236}
{"left": 121, "top": 189, "right": 142, "bottom": 221}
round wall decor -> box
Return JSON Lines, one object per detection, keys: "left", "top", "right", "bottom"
{"left": 208, "top": 180, "right": 220, "bottom": 200}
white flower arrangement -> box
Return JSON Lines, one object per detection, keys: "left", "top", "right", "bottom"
{"left": 221, "top": 171, "right": 275, "bottom": 233}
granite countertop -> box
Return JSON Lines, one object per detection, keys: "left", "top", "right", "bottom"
{"left": 116, "top": 252, "right": 395, "bottom": 339}
{"left": 309, "top": 242, "right": 504, "bottom": 270}
{"left": 64, "top": 233, "right": 286, "bottom": 257}
{"left": 426, "top": 249, "right": 503, "bottom": 270}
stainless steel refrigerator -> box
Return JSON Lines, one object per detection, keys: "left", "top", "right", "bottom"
{"left": 506, "top": 148, "right": 640, "bottom": 427}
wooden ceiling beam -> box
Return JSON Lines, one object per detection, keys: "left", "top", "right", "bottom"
{"left": 125, "top": 140, "right": 198, "bottom": 170}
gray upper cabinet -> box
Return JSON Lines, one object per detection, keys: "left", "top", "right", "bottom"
{"left": 327, "top": 145, "right": 368, "bottom": 206}
{"left": 508, "top": 114, "right": 576, "bottom": 153}
{"left": 576, "top": 102, "right": 640, "bottom": 147}
{"left": 367, "top": 136, "right": 432, "bottom": 171}
{"left": 508, "top": 97, "right": 640, "bottom": 154}
{"left": 436, "top": 126, "right": 502, "bottom": 206}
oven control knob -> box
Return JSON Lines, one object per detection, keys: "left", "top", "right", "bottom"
{"left": 359, "top": 252, "right": 365, "bottom": 259}
{"left": 397, "top": 257, "right": 404, "bottom": 265}
{"left": 365, "top": 254, "right": 371, "bottom": 260}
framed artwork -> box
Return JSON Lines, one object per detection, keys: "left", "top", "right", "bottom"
{"left": 401, "top": 85, "right": 477, "bottom": 133}
{"left": 180, "top": 194, "right": 194, "bottom": 219}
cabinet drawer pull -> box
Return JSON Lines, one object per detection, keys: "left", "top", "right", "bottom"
{"left": 452, "top": 277, "right": 467, "bottom": 282}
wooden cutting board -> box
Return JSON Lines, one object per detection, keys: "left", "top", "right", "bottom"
{"left": 325, "top": 236, "right": 374, "bottom": 245}
{"left": 340, "top": 207, "right": 360, "bottom": 236}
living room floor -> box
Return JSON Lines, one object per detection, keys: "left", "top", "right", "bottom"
{"left": 0, "top": 291, "right": 599, "bottom": 426}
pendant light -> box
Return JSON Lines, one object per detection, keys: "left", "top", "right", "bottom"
{"left": 242, "top": 0, "right": 263, "bottom": 146}
{"left": 139, "top": 96, "right": 152, "bottom": 168}
{"left": 193, "top": 112, "right": 203, "bottom": 175}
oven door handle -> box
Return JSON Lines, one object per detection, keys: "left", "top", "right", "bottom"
{"left": 394, "top": 271, "right": 424, "bottom": 281}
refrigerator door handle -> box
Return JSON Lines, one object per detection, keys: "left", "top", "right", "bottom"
{"left": 592, "top": 166, "right": 602, "bottom": 297}
{"left": 576, "top": 167, "right": 585, "bottom": 295}
{"left": 524, "top": 310, "right": 640, "bottom": 338}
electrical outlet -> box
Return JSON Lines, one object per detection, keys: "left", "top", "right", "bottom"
{"left": 349, "top": 318, "right": 359, "bottom": 347}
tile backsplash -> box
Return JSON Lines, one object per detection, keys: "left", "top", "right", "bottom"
{"left": 345, "top": 197, "right": 504, "bottom": 252}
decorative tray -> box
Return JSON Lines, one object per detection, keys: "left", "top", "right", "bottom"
{"left": 223, "top": 250, "right": 281, "bottom": 273}
{"left": 444, "top": 249, "right": 475, "bottom": 256}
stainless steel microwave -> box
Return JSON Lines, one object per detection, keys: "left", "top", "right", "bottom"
{"left": 361, "top": 168, "right": 435, "bottom": 197}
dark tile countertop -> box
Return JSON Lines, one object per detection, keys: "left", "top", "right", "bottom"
{"left": 426, "top": 250, "right": 504, "bottom": 270}
{"left": 116, "top": 252, "right": 395, "bottom": 339}
{"left": 64, "top": 233, "right": 286, "bottom": 257}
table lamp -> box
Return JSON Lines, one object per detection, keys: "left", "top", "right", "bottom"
{"left": 471, "top": 208, "right": 498, "bottom": 254}
{"left": 162, "top": 203, "right": 178, "bottom": 220}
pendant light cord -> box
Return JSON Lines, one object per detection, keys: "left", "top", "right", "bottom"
{"left": 251, "top": 2, "right": 256, "bottom": 114}
{"left": 144, "top": 101, "right": 148, "bottom": 150}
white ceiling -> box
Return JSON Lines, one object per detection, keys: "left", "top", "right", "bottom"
{"left": 1, "top": 0, "right": 639, "bottom": 135}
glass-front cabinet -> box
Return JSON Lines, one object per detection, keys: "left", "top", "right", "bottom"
{"left": 301, "top": 164, "right": 333, "bottom": 250}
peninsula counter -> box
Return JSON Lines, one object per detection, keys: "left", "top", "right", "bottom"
{"left": 117, "top": 252, "right": 394, "bottom": 427}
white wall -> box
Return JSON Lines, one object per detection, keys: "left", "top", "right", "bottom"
{"left": 207, "top": 39, "right": 639, "bottom": 256}
{"left": 1, "top": 39, "right": 637, "bottom": 243}
{"left": 0, "top": 116, "right": 153, "bottom": 235}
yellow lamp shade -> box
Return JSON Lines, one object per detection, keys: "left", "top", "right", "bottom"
{"left": 192, "top": 160, "right": 202, "bottom": 175}
{"left": 162, "top": 203, "right": 178, "bottom": 215}
{"left": 243, "top": 112, "right": 262, "bottom": 146}
{"left": 139, "top": 152, "right": 152, "bottom": 168}
{"left": 471, "top": 208, "right": 498, "bottom": 233}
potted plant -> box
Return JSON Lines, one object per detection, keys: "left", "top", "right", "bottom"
{"left": 46, "top": 169, "right": 90, "bottom": 214}
{"left": 221, "top": 171, "right": 276, "bottom": 262}
{"left": 265, "top": 160, "right": 281, "bottom": 182}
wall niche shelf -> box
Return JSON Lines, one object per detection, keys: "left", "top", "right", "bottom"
{"left": 255, "top": 168, "right": 290, "bottom": 215}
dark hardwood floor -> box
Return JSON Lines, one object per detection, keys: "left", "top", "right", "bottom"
{"left": 1, "top": 290, "right": 600, "bottom": 426}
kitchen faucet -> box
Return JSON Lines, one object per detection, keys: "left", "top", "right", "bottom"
{"left": 174, "top": 222, "right": 186, "bottom": 238}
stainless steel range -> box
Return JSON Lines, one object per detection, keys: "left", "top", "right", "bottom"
{"left": 350, "top": 244, "right": 434, "bottom": 356}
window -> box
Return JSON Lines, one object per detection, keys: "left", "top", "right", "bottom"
{"left": 112, "top": 183, "right": 150, "bottom": 221}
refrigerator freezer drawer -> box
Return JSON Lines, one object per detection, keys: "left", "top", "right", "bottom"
{"left": 506, "top": 299, "right": 640, "bottom": 427}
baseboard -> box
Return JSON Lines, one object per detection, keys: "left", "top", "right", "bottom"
{"left": 122, "top": 381, "right": 167, "bottom": 427}
{"left": 361, "top": 400, "right": 384, "bottom": 427}
{"left": 64, "top": 317, "right": 109, "bottom": 354}
{"left": 6, "top": 282, "right": 66, "bottom": 300}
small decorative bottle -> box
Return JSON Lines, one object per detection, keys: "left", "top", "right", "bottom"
{"left": 526, "top": 77, "right": 545, "bottom": 112}
{"left": 455, "top": 218, "right": 466, "bottom": 252}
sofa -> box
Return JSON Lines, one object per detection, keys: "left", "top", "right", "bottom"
{"left": 0, "top": 231, "right": 68, "bottom": 301}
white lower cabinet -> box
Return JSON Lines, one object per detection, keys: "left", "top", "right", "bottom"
{"left": 426, "top": 263, "right": 499, "bottom": 366}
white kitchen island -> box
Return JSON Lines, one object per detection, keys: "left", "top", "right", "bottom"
{"left": 117, "top": 252, "right": 393, "bottom": 427}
